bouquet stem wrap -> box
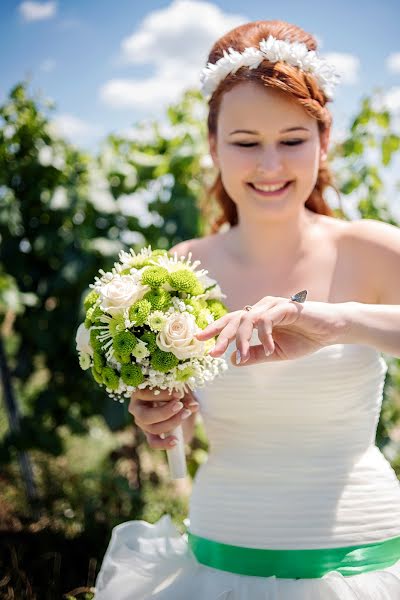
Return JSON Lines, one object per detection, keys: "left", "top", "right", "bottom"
{"left": 166, "top": 424, "right": 187, "bottom": 479}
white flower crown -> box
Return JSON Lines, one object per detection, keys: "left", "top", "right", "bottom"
{"left": 200, "top": 35, "right": 340, "bottom": 100}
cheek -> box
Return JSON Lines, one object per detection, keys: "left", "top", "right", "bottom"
{"left": 292, "top": 145, "right": 320, "bottom": 177}
{"left": 219, "top": 147, "right": 253, "bottom": 174}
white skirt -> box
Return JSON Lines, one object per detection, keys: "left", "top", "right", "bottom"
{"left": 93, "top": 514, "right": 400, "bottom": 599}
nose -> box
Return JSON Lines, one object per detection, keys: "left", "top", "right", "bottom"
{"left": 255, "top": 145, "right": 284, "bottom": 174}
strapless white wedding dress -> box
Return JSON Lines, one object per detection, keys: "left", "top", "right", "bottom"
{"left": 94, "top": 333, "right": 400, "bottom": 599}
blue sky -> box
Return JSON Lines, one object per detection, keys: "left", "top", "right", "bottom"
{"left": 1, "top": 0, "right": 400, "bottom": 154}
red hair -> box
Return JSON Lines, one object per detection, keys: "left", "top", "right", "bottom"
{"left": 199, "top": 20, "right": 341, "bottom": 233}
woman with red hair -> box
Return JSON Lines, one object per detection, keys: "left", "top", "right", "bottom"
{"left": 95, "top": 20, "right": 400, "bottom": 598}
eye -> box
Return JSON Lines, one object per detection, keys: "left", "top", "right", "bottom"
{"left": 233, "top": 140, "right": 305, "bottom": 148}
{"left": 233, "top": 142, "right": 257, "bottom": 147}
{"left": 282, "top": 140, "right": 304, "bottom": 146}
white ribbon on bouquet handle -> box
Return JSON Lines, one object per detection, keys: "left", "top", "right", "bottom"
{"left": 156, "top": 398, "right": 187, "bottom": 479}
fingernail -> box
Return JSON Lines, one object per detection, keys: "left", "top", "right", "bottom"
{"left": 169, "top": 439, "right": 178, "bottom": 447}
{"left": 187, "top": 401, "right": 199, "bottom": 408}
{"left": 181, "top": 409, "right": 192, "bottom": 419}
{"left": 265, "top": 349, "right": 271, "bottom": 356}
{"left": 172, "top": 401, "right": 183, "bottom": 412}
{"left": 235, "top": 349, "right": 241, "bottom": 364}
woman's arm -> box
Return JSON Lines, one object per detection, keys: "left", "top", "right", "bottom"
{"left": 339, "top": 302, "right": 400, "bottom": 357}
{"left": 338, "top": 219, "right": 400, "bottom": 356}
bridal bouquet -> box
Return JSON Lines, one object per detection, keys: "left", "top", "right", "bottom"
{"left": 75, "top": 246, "right": 228, "bottom": 478}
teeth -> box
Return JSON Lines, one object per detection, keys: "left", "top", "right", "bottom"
{"left": 253, "top": 182, "right": 288, "bottom": 192}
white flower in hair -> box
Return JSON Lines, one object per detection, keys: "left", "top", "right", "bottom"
{"left": 200, "top": 35, "right": 340, "bottom": 100}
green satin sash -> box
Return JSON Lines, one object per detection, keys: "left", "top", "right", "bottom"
{"left": 187, "top": 530, "right": 400, "bottom": 579}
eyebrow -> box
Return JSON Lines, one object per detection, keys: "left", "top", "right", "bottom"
{"left": 228, "top": 127, "right": 310, "bottom": 135}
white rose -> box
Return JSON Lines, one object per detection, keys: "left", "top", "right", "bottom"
{"left": 156, "top": 312, "right": 205, "bottom": 360}
{"left": 99, "top": 275, "right": 148, "bottom": 316}
{"left": 76, "top": 323, "right": 93, "bottom": 356}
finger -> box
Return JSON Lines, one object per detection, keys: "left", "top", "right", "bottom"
{"left": 130, "top": 388, "right": 180, "bottom": 404}
{"left": 235, "top": 313, "right": 255, "bottom": 363}
{"left": 142, "top": 408, "right": 193, "bottom": 436}
{"left": 209, "top": 315, "right": 244, "bottom": 357}
{"left": 195, "top": 313, "right": 236, "bottom": 341}
{"left": 131, "top": 397, "right": 185, "bottom": 425}
{"left": 230, "top": 343, "right": 283, "bottom": 366}
{"left": 230, "top": 304, "right": 290, "bottom": 366}
{"left": 257, "top": 318, "right": 275, "bottom": 356}
{"left": 145, "top": 432, "right": 180, "bottom": 450}
{"left": 209, "top": 331, "right": 235, "bottom": 356}
{"left": 180, "top": 389, "right": 200, "bottom": 410}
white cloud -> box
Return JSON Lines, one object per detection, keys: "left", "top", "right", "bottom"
{"left": 19, "top": 1, "right": 57, "bottom": 22}
{"left": 323, "top": 52, "right": 360, "bottom": 84}
{"left": 386, "top": 53, "right": 400, "bottom": 74}
{"left": 372, "top": 86, "right": 400, "bottom": 115}
{"left": 48, "top": 113, "right": 103, "bottom": 146}
{"left": 39, "top": 58, "right": 56, "bottom": 72}
{"left": 99, "top": 0, "right": 246, "bottom": 112}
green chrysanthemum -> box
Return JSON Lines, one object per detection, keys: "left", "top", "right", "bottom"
{"left": 128, "top": 258, "right": 153, "bottom": 270}
{"left": 150, "top": 348, "right": 179, "bottom": 373}
{"left": 120, "top": 363, "right": 145, "bottom": 386}
{"left": 175, "top": 365, "right": 196, "bottom": 382}
{"left": 144, "top": 289, "right": 171, "bottom": 311}
{"left": 83, "top": 290, "right": 100, "bottom": 311}
{"left": 168, "top": 269, "right": 204, "bottom": 295}
{"left": 131, "top": 340, "right": 150, "bottom": 360}
{"left": 79, "top": 352, "right": 91, "bottom": 370}
{"left": 141, "top": 266, "right": 169, "bottom": 288}
{"left": 84, "top": 316, "right": 92, "bottom": 329}
{"left": 90, "top": 328, "right": 103, "bottom": 352}
{"left": 196, "top": 308, "right": 211, "bottom": 329}
{"left": 129, "top": 299, "right": 151, "bottom": 326}
{"left": 87, "top": 305, "right": 104, "bottom": 325}
{"left": 93, "top": 350, "right": 106, "bottom": 372}
{"left": 113, "top": 331, "right": 138, "bottom": 356}
{"left": 91, "top": 366, "right": 103, "bottom": 384}
{"left": 184, "top": 298, "right": 203, "bottom": 317}
{"left": 152, "top": 249, "right": 168, "bottom": 257}
{"left": 113, "top": 349, "right": 131, "bottom": 364}
{"left": 206, "top": 299, "right": 228, "bottom": 320}
{"left": 102, "top": 366, "right": 120, "bottom": 390}
{"left": 147, "top": 311, "right": 166, "bottom": 332}
{"left": 140, "top": 330, "right": 157, "bottom": 353}
{"left": 109, "top": 313, "right": 126, "bottom": 336}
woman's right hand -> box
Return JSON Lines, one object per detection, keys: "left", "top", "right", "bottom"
{"left": 128, "top": 388, "right": 200, "bottom": 449}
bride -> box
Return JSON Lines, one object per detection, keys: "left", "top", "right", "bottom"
{"left": 94, "top": 19, "right": 400, "bottom": 599}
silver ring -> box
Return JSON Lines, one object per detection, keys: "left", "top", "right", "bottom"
{"left": 243, "top": 305, "right": 253, "bottom": 311}
{"left": 289, "top": 290, "right": 308, "bottom": 303}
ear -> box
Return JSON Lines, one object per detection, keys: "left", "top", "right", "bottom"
{"left": 208, "top": 133, "right": 220, "bottom": 169}
{"left": 319, "top": 126, "right": 330, "bottom": 162}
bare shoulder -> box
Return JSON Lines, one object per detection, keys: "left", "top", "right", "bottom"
{"left": 169, "top": 233, "right": 219, "bottom": 262}
{"left": 340, "top": 218, "right": 400, "bottom": 304}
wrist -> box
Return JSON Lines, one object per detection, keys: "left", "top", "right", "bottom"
{"left": 334, "top": 301, "right": 359, "bottom": 345}
{"left": 336, "top": 301, "right": 368, "bottom": 345}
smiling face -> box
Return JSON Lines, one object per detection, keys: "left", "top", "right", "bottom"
{"left": 209, "top": 82, "right": 330, "bottom": 222}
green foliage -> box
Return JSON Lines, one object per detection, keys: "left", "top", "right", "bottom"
{"left": 1, "top": 79, "right": 400, "bottom": 598}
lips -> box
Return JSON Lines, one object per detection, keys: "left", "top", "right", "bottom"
{"left": 247, "top": 181, "right": 293, "bottom": 196}
{"left": 249, "top": 181, "right": 292, "bottom": 191}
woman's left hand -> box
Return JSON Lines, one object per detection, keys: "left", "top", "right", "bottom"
{"left": 195, "top": 296, "right": 353, "bottom": 365}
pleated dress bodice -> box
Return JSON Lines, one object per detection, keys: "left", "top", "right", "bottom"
{"left": 189, "top": 333, "right": 400, "bottom": 549}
